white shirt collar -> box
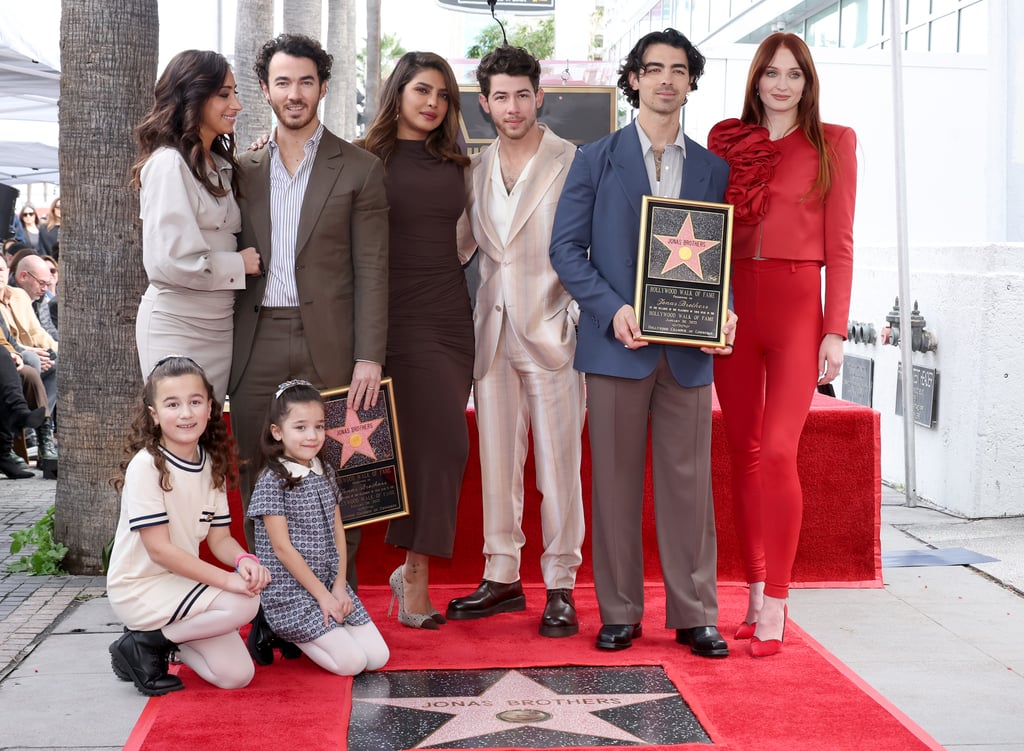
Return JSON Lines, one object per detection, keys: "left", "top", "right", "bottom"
{"left": 280, "top": 456, "right": 324, "bottom": 478}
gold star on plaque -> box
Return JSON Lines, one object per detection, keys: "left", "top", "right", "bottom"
{"left": 655, "top": 213, "right": 720, "bottom": 279}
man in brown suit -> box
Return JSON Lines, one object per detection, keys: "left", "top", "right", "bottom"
{"left": 229, "top": 33, "right": 388, "bottom": 573}
{"left": 445, "top": 46, "right": 584, "bottom": 637}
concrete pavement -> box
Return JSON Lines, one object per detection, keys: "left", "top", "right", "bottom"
{"left": 1, "top": 470, "right": 1022, "bottom": 751}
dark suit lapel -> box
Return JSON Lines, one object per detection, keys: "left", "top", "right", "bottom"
{"left": 609, "top": 122, "right": 650, "bottom": 219}
{"left": 242, "top": 149, "right": 273, "bottom": 266}
{"left": 296, "top": 129, "right": 344, "bottom": 256}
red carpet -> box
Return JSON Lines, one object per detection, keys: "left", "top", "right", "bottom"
{"left": 123, "top": 584, "right": 943, "bottom": 751}
{"left": 217, "top": 392, "right": 882, "bottom": 589}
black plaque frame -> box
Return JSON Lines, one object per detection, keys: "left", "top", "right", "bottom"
{"left": 321, "top": 377, "right": 409, "bottom": 529}
{"left": 634, "top": 196, "right": 733, "bottom": 347}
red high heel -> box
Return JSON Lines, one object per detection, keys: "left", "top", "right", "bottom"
{"left": 749, "top": 606, "right": 787, "bottom": 658}
{"left": 734, "top": 621, "right": 756, "bottom": 640}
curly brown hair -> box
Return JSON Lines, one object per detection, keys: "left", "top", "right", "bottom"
{"left": 114, "top": 357, "right": 237, "bottom": 493}
{"left": 130, "top": 49, "right": 239, "bottom": 198}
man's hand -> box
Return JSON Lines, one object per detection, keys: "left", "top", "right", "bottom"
{"left": 350, "top": 361, "right": 382, "bottom": 411}
{"left": 29, "top": 347, "right": 54, "bottom": 371}
{"left": 10, "top": 352, "right": 23, "bottom": 371}
{"left": 613, "top": 304, "right": 649, "bottom": 350}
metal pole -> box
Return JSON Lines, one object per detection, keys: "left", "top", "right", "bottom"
{"left": 888, "top": 0, "right": 918, "bottom": 506}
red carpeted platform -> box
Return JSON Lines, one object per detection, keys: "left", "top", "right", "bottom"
{"left": 223, "top": 391, "right": 881, "bottom": 589}
{"left": 125, "top": 584, "right": 942, "bottom": 751}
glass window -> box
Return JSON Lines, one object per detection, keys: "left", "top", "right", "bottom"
{"left": 904, "top": 23, "right": 929, "bottom": 50}
{"left": 906, "top": 0, "right": 928, "bottom": 25}
{"left": 807, "top": 4, "right": 841, "bottom": 47}
{"left": 929, "top": 11, "right": 959, "bottom": 52}
{"left": 930, "top": 0, "right": 958, "bottom": 15}
{"left": 958, "top": 1, "right": 987, "bottom": 53}
{"left": 840, "top": 0, "right": 884, "bottom": 47}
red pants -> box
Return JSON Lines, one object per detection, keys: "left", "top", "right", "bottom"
{"left": 714, "top": 259, "right": 822, "bottom": 599}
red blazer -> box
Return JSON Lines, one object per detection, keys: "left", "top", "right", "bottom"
{"left": 710, "top": 121, "right": 857, "bottom": 338}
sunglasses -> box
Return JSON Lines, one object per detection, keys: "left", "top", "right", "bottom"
{"left": 21, "top": 212, "right": 34, "bottom": 217}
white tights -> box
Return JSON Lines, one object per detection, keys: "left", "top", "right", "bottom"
{"left": 299, "top": 622, "right": 390, "bottom": 676}
{"left": 162, "top": 591, "right": 260, "bottom": 689}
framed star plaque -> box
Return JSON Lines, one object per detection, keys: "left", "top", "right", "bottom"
{"left": 634, "top": 196, "right": 733, "bottom": 347}
{"left": 321, "top": 378, "right": 409, "bottom": 529}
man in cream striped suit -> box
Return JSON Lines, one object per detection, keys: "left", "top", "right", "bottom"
{"left": 446, "top": 46, "right": 585, "bottom": 637}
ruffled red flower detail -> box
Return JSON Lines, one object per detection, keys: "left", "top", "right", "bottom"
{"left": 707, "top": 118, "right": 781, "bottom": 225}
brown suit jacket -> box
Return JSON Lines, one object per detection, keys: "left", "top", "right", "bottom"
{"left": 229, "top": 128, "right": 389, "bottom": 393}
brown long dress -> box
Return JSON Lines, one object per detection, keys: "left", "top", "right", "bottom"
{"left": 383, "top": 139, "right": 474, "bottom": 558}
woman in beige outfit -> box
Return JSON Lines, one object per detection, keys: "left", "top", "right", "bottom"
{"left": 133, "top": 50, "right": 261, "bottom": 400}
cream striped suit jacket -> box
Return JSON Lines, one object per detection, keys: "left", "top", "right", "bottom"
{"left": 458, "top": 125, "right": 579, "bottom": 381}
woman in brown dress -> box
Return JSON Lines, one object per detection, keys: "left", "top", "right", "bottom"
{"left": 360, "top": 52, "right": 474, "bottom": 629}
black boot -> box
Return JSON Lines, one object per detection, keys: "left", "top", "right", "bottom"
{"left": 35, "top": 418, "right": 57, "bottom": 461}
{"left": 247, "top": 604, "right": 277, "bottom": 666}
{"left": 35, "top": 419, "right": 57, "bottom": 479}
{"left": 247, "top": 604, "right": 301, "bottom": 664}
{"left": 108, "top": 629, "right": 184, "bottom": 696}
{"left": 0, "top": 432, "right": 32, "bottom": 479}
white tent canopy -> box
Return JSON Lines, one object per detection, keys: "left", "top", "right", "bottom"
{"left": 0, "top": 1, "right": 61, "bottom": 186}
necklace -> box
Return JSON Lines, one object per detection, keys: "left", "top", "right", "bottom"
{"left": 767, "top": 122, "right": 799, "bottom": 141}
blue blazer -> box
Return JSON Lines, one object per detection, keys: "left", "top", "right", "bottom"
{"left": 549, "top": 121, "right": 730, "bottom": 387}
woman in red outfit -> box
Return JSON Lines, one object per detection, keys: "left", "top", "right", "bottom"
{"left": 708, "top": 33, "right": 857, "bottom": 657}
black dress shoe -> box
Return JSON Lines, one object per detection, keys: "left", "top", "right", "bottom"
{"left": 675, "top": 626, "right": 729, "bottom": 658}
{"left": 596, "top": 623, "right": 642, "bottom": 650}
{"left": 539, "top": 589, "right": 578, "bottom": 638}
{"left": 0, "top": 450, "right": 33, "bottom": 479}
{"left": 446, "top": 580, "right": 526, "bottom": 620}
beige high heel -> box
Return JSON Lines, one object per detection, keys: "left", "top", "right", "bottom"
{"left": 388, "top": 566, "right": 440, "bottom": 630}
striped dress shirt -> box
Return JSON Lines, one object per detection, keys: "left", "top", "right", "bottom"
{"left": 262, "top": 123, "right": 326, "bottom": 307}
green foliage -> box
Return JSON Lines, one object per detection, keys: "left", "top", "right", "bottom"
{"left": 358, "top": 32, "right": 408, "bottom": 84}
{"left": 7, "top": 506, "right": 68, "bottom": 575}
{"left": 467, "top": 17, "right": 555, "bottom": 60}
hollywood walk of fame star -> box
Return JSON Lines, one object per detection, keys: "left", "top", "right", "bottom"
{"left": 355, "top": 669, "right": 677, "bottom": 747}
{"left": 326, "top": 406, "right": 383, "bottom": 468}
{"left": 655, "top": 212, "right": 720, "bottom": 279}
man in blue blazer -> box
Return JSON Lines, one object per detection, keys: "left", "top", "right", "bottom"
{"left": 549, "top": 28, "right": 736, "bottom": 657}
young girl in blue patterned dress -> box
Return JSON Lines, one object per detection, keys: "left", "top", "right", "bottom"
{"left": 247, "top": 380, "right": 389, "bottom": 676}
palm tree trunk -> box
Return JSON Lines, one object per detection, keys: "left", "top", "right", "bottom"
{"left": 55, "top": 0, "right": 159, "bottom": 573}
{"left": 233, "top": 0, "right": 274, "bottom": 150}
{"left": 365, "top": 0, "right": 381, "bottom": 125}
{"left": 283, "top": 0, "right": 322, "bottom": 38}
{"left": 325, "top": 0, "right": 357, "bottom": 140}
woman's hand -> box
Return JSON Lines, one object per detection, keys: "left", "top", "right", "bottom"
{"left": 317, "top": 591, "right": 354, "bottom": 627}
{"left": 236, "top": 557, "right": 272, "bottom": 594}
{"left": 248, "top": 133, "right": 271, "bottom": 152}
{"left": 240, "top": 247, "right": 263, "bottom": 276}
{"left": 701, "top": 309, "right": 738, "bottom": 356}
{"left": 818, "top": 333, "right": 844, "bottom": 384}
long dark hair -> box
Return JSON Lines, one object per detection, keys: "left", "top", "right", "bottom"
{"left": 740, "top": 33, "right": 835, "bottom": 200}
{"left": 116, "top": 356, "right": 237, "bottom": 493}
{"left": 255, "top": 381, "right": 327, "bottom": 491}
{"left": 359, "top": 51, "right": 470, "bottom": 168}
{"left": 131, "top": 49, "right": 239, "bottom": 197}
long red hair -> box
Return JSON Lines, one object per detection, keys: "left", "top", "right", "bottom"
{"left": 740, "top": 33, "right": 835, "bottom": 200}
